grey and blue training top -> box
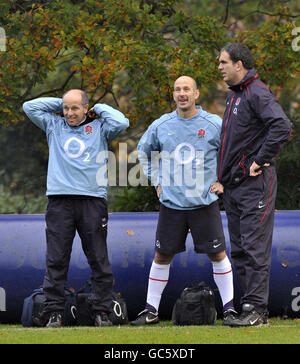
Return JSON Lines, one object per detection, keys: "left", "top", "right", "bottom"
{"left": 23, "top": 97, "right": 129, "bottom": 199}
{"left": 138, "top": 106, "right": 222, "bottom": 210}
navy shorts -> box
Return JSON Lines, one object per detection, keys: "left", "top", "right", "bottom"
{"left": 155, "top": 201, "right": 226, "bottom": 255}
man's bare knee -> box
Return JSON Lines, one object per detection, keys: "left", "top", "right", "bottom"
{"left": 208, "top": 250, "right": 227, "bottom": 262}
{"left": 154, "top": 251, "right": 174, "bottom": 265}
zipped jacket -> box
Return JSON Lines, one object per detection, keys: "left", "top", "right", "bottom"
{"left": 217, "top": 68, "right": 292, "bottom": 187}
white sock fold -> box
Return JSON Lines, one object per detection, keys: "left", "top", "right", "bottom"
{"left": 146, "top": 261, "right": 170, "bottom": 312}
{"left": 212, "top": 256, "right": 234, "bottom": 309}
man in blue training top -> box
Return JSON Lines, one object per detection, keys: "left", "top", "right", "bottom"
{"left": 23, "top": 90, "right": 129, "bottom": 328}
{"left": 131, "top": 76, "right": 236, "bottom": 326}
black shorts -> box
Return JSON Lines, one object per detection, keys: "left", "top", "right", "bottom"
{"left": 155, "top": 201, "right": 226, "bottom": 255}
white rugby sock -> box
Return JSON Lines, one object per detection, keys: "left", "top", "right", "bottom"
{"left": 212, "top": 256, "right": 234, "bottom": 310}
{"left": 146, "top": 261, "right": 170, "bottom": 312}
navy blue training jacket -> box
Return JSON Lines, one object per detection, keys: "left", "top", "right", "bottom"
{"left": 217, "top": 68, "right": 292, "bottom": 188}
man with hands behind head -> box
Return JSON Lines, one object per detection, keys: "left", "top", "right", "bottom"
{"left": 23, "top": 89, "right": 129, "bottom": 328}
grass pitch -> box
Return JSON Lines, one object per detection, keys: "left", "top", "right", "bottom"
{"left": 1, "top": 319, "right": 300, "bottom": 344}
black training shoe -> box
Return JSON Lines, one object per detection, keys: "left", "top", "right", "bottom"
{"left": 223, "top": 309, "right": 238, "bottom": 326}
{"left": 95, "top": 312, "right": 113, "bottom": 327}
{"left": 46, "top": 312, "right": 63, "bottom": 328}
{"left": 32, "top": 312, "right": 50, "bottom": 327}
{"left": 130, "top": 309, "right": 159, "bottom": 326}
{"left": 229, "top": 304, "right": 267, "bottom": 327}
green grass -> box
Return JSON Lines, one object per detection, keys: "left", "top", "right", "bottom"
{"left": 1, "top": 319, "right": 300, "bottom": 344}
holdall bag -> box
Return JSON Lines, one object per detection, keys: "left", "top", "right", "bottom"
{"left": 21, "top": 288, "right": 43, "bottom": 327}
{"left": 110, "top": 292, "right": 129, "bottom": 325}
{"left": 21, "top": 287, "right": 77, "bottom": 327}
{"left": 75, "top": 280, "right": 129, "bottom": 326}
{"left": 172, "top": 282, "right": 217, "bottom": 326}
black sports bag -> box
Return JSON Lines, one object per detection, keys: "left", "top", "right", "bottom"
{"left": 172, "top": 282, "right": 217, "bottom": 326}
{"left": 75, "top": 281, "right": 129, "bottom": 326}
{"left": 21, "top": 287, "right": 77, "bottom": 327}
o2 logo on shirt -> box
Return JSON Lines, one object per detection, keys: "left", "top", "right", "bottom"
{"left": 64, "top": 137, "right": 90, "bottom": 162}
{"left": 172, "top": 142, "right": 205, "bottom": 198}
{"left": 174, "top": 143, "right": 196, "bottom": 165}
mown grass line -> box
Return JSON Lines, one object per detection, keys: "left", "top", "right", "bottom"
{"left": 1, "top": 319, "right": 300, "bottom": 344}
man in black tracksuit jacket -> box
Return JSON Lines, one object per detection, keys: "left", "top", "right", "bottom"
{"left": 214, "top": 43, "right": 292, "bottom": 327}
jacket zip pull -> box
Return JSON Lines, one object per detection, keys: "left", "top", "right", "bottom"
{"left": 238, "top": 154, "right": 246, "bottom": 175}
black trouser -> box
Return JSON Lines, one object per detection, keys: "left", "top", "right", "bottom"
{"left": 43, "top": 196, "right": 114, "bottom": 316}
{"left": 223, "top": 166, "right": 277, "bottom": 314}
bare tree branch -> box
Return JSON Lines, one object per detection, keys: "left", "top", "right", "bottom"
{"left": 224, "top": 0, "right": 300, "bottom": 28}
{"left": 24, "top": 70, "right": 77, "bottom": 101}
{"left": 253, "top": 9, "right": 300, "bottom": 18}
{"left": 110, "top": 90, "right": 119, "bottom": 108}
{"left": 223, "top": 0, "right": 231, "bottom": 24}
{"left": 93, "top": 90, "right": 108, "bottom": 105}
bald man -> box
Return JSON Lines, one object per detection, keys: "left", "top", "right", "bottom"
{"left": 132, "top": 76, "right": 236, "bottom": 326}
{"left": 23, "top": 90, "right": 129, "bottom": 327}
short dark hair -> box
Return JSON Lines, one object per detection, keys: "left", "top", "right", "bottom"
{"left": 81, "top": 91, "right": 90, "bottom": 106}
{"left": 221, "top": 43, "right": 254, "bottom": 70}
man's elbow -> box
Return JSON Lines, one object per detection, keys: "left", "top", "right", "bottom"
{"left": 22, "top": 100, "right": 35, "bottom": 116}
{"left": 22, "top": 101, "right": 30, "bottom": 114}
{"left": 123, "top": 117, "right": 130, "bottom": 129}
